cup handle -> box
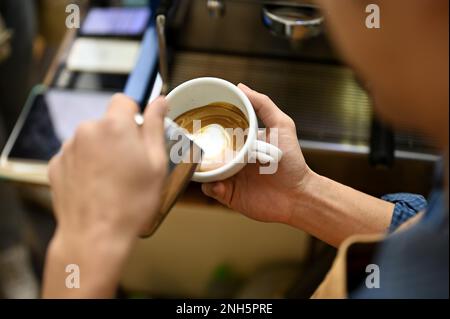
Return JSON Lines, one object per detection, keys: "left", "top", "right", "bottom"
{"left": 251, "top": 140, "right": 283, "bottom": 164}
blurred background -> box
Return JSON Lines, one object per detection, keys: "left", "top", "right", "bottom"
{"left": 0, "top": 0, "right": 439, "bottom": 299}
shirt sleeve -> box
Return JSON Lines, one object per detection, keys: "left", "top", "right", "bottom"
{"left": 381, "top": 193, "right": 427, "bottom": 233}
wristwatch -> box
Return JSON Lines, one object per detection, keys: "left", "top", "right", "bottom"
{"left": 0, "top": 14, "right": 12, "bottom": 63}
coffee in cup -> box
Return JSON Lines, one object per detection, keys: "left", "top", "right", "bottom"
{"left": 174, "top": 102, "right": 249, "bottom": 172}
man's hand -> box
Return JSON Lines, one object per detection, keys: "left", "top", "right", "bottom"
{"left": 43, "top": 94, "right": 167, "bottom": 298}
{"left": 202, "top": 83, "right": 313, "bottom": 224}
{"left": 202, "top": 84, "right": 393, "bottom": 246}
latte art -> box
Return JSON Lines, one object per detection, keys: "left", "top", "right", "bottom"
{"left": 174, "top": 102, "right": 249, "bottom": 172}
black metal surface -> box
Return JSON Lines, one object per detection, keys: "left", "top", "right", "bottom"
{"left": 169, "top": 51, "right": 438, "bottom": 155}
{"left": 369, "top": 117, "right": 395, "bottom": 168}
{"left": 156, "top": 0, "right": 175, "bottom": 17}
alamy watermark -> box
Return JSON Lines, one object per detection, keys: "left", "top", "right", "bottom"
{"left": 65, "top": 4, "right": 80, "bottom": 29}
{"left": 167, "top": 122, "right": 281, "bottom": 175}
{"left": 65, "top": 264, "right": 80, "bottom": 289}
{"left": 64, "top": 262, "right": 380, "bottom": 291}
{"left": 366, "top": 4, "right": 381, "bottom": 29}
{"left": 365, "top": 264, "right": 381, "bottom": 289}
{"left": 65, "top": 3, "right": 381, "bottom": 30}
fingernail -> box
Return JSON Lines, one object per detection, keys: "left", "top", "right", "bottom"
{"left": 202, "top": 183, "right": 216, "bottom": 197}
{"left": 212, "top": 182, "right": 223, "bottom": 195}
{"left": 238, "top": 83, "right": 251, "bottom": 91}
{"left": 202, "top": 182, "right": 224, "bottom": 198}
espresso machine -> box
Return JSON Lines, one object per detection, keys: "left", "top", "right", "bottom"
{"left": 155, "top": 0, "right": 437, "bottom": 197}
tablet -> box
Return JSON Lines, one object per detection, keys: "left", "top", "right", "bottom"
{"left": 3, "top": 87, "right": 114, "bottom": 159}
{"left": 66, "top": 38, "right": 142, "bottom": 74}
{"left": 80, "top": 7, "right": 151, "bottom": 37}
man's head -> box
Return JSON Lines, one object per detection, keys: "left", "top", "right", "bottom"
{"left": 316, "top": 0, "right": 449, "bottom": 148}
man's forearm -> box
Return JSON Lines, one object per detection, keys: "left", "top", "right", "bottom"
{"left": 42, "top": 231, "right": 132, "bottom": 298}
{"left": 287, "top": 171, "right": 394, "bottom": 247}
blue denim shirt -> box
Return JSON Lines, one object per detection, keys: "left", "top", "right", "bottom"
{"left": 382, "top": 193, "right": 427, "bottom": 233}
{"left": 351, "top": 160, "right": 449, "bottom": 298}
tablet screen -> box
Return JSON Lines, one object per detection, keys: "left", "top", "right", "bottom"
{"left": 80, "top": 7, "right": 150, "bottom": 37}
{"left": 8, "top": 89, "right": 114, "bottom": 161}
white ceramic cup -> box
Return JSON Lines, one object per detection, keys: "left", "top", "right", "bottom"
{"left": 165, "top": 77, "right": 282, "bottom": 183}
